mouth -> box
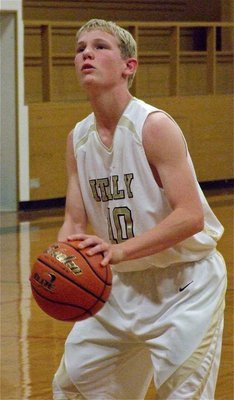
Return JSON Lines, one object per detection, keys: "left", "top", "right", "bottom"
{"left": 81, "top": 64, "right": 95, "bottom": 71}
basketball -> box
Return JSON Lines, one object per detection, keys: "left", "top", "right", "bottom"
{"left": 29, "top": 241, "right": 112, "bottom": 322}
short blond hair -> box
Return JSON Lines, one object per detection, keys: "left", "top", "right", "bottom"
{"left": 76, "top": 19, "right": 137, "bottom": 88}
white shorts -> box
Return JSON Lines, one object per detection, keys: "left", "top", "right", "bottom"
{"left": 53, "top": 251, "right": 227, "bottom": 400}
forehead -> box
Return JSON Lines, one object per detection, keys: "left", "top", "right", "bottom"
{"left": 77, "top": 29, "right": 118, "bottom": 45}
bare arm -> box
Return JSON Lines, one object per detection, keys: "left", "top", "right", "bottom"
{"left": 116, "top": 112, "right": 204, "bottom": 261}
{"left": 70, "top": 112, "right": 204, "bottom": 266}
{"left": 58, "top": 130, "right": 87, "bottom": 241}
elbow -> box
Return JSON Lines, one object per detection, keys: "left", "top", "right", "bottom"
{"left": 192, "top": 211, "right": 204, "bottom": 234}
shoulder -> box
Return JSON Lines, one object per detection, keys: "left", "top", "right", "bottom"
{"left": 123, "top": 98, "right": 160, "bottom": 137}
{"left": 143, "top": 111, "right": 181, "bottom": 138}
{"left": 73, "top": 113, "right": 94, "bottom": 133}
{"left": 72, "top": 112, "right": 95, "bottom": 148}
{"left": 127, "top": 97, "right": 158, "bottom": 115}
{"left": 143, "top": 111, "right": 188, "bottom": 164}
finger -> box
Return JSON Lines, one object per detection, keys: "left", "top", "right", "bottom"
{"left": 67, "top": 233, "right": 88, "bottom": 241}
{"left": 100, "top": 250, "right": 112, "bottom": 267}
{"left": 79, "top": 237, "right": 102, "bottom": 250}
{"left": 100, "top": 257, "right": 110, "bottom": 267}
{"left": 86, "top": 242, "right": 108, "bottom": 256}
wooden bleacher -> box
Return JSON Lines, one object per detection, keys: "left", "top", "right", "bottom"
{"left": 23, "top": 20, "right": 234, "bottom": 200}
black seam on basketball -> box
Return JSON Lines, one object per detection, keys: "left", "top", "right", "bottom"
{"left": 31, "top": 286, "right": 92, "bottom": 315}
{"left": 58, "top": 242, "right": 111, "bottom": 306}
{"left": 62, "top": 242, "right": 112, "bottom": 286}
{"left": 31, "top": 285, "right": 101, "bottom": 320}
{"left": 36, "top": 257, "right": 106, "bottom": 303}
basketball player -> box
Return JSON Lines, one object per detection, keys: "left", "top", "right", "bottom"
{"left": 53, "top": 19, "right": 227, "bottom": 399}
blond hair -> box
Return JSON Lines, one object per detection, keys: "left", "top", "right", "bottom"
{"left": 76, "top": 19, "right": 137, "bottom": 88}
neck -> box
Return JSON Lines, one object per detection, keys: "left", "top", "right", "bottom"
{"left": 87, "top": 86, "right": 133, "bottom": 131}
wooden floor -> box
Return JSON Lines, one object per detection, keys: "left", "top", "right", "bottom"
{"left": 1, "top": 188, "right": 233, "bottom": 400}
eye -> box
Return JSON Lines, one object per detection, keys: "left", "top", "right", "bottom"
{"left": 76, "top": 46, "right": 85, "bottom": 53}
{"left": 96, "top": 43, "right": 109, "bottom": 50}
{"left": 76, "top": 42, "right": 86, "bottom": 53}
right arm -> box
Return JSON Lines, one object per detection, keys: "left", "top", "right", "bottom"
{"left": 58, "top": 130, "right": 88, "bottom": 241}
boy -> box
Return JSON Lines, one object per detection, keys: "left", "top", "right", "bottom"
{"left": 53, "top": 19, "right": 227, "bottom": 399}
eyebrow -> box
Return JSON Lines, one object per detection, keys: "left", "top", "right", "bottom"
{"left": 77, "top": 37, "right": 112, "bottom": 46}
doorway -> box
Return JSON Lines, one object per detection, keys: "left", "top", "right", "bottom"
{"left": 0, "top": 12, "right": 17, "bottom": 211}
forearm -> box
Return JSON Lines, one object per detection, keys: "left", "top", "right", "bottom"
{"left": 118, "top": 207, "right": 204, "bottom": 262}
{"left": 57, "top": 219, "right": 86, "bottom": 241}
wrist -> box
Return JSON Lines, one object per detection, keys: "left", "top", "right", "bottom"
{"left": 112, "top": 245, "right": 125, "bottom": 264}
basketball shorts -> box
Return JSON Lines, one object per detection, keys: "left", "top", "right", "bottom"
{"left": 53, "top": 251, "right": 227, "bottom": 400}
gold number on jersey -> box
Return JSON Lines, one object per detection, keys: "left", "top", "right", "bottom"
{"left": 107, "top": 207, "right": 134, "bottom": 244}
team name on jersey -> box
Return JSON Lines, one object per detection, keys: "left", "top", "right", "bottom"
{"left": 89, "top": 173, "right": 134, "bottom": 202}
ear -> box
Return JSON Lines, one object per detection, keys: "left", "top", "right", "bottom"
{"left": 123, "top": 58, "right": 138, "bottom": 79}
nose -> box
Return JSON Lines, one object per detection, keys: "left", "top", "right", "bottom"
{"left": 83, "top": 47, "right": 94, "bottom": 60}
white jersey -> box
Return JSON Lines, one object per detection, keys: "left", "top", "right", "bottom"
{"left": 73, "top": 97, "right": 224, "bottom": 272}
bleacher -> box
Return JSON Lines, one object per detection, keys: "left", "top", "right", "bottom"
{"left": 22, "top": 2, "right": 234, "bottom": 201}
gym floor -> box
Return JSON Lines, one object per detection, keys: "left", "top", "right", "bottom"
{"left": 1, "top": 187, "right": 233, "bottom": 400}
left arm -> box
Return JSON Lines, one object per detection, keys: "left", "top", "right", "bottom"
{"left": 118, "top": 112, "right": 204, "bottom": 261}
{"left": 69, "top": 112, "right": 204, "bottom": 266}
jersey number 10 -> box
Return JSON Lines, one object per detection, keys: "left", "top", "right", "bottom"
{"left": 107, "top": 207, "right": 134, "bottom": 243}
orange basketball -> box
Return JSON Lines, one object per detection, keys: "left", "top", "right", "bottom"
{"left": 29, "top": 241, "right": 112, "bottom": 322}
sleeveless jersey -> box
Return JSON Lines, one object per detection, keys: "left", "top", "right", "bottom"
{"left": 73, "top": 97, "right": 224, "bottom": 272}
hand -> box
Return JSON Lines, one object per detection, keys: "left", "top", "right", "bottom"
{"left": 67, "top": 233, "right": 124, "bottom": 266}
